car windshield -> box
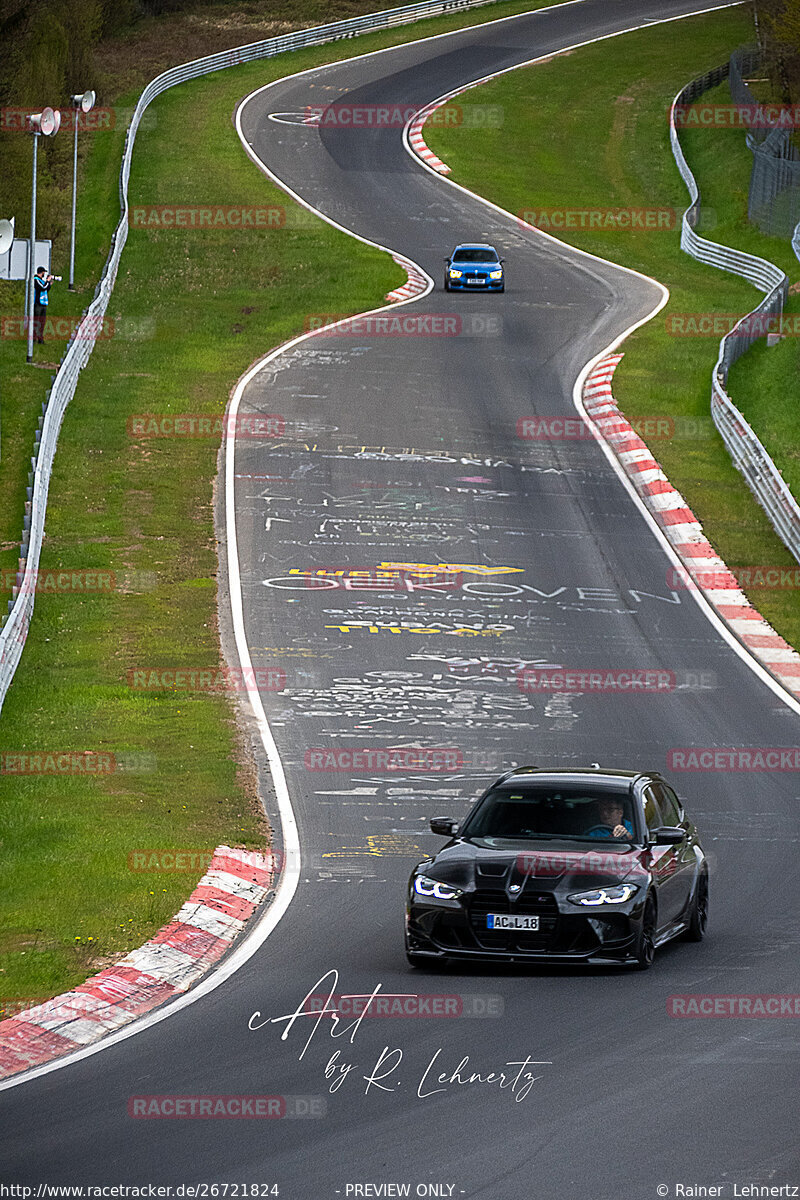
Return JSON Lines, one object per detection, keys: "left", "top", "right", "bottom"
{"left": 460, "top": 785, "right": 636, "bottom": 842}
{"left": 453, "top": 248, "right": 498, "bottom": 263}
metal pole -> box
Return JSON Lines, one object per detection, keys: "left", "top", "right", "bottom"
{"left": 24, "top": 234, "right": 30, "bottom": 320}
{"left": 26, "top": 131, "right": 38, "bottom": 363}
{"left": 69, "top": 108, "right": 78, "bottom": 290}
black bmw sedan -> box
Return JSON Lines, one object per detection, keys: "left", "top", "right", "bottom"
{"left": 405, "top": 766, "right": 708, "bottom": 970}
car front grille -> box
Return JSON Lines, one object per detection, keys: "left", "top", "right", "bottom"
{"left": 468, "top": 889, "right": 559, "bottom": 950}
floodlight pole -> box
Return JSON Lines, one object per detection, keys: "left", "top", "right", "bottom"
{"left": 0, "top": 218, "right": 13, "bottom": 460}
{"left": 26, "top": 128, "right": 39, "bottom": 363}
{"left": 69, "top": 105, "right": 79, "bottom": 290}
{"left": 68, "top": 92, "right": 94, "bottom": 291}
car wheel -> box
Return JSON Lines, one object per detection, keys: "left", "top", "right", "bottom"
{"left": 633, "top": 896, "right": 656, "bottom": 970}
{"left": 683, "top": 870, "right": 709, "bottom": 942}
{"left": 444, "top": 278, "right": 450, "bottom": 291}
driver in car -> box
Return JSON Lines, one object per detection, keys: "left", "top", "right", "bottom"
{"left": 587, "top": 797, "right": 633, "bottom": 839}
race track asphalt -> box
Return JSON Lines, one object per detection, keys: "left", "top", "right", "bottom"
{"left": 4, "top": 2, "right": 800, "bottom": 1197}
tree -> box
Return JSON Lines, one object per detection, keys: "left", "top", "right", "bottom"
{"left": 756, "top": 0, "right": 800, "bottom": 102}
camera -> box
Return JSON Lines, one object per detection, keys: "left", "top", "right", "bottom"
{"left": 50, "top": 274, "right": 62, "bottom": 281}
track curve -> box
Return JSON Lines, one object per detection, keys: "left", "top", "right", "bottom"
{"left": 4, "top": 3, "right": 800, "bottom": 1198}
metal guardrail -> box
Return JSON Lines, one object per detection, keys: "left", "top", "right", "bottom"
{"left": 669, "top": 71, "right": 800, "bottom": 568}
{"left": 0, "top": 0, "right": 502, "bottom": 712}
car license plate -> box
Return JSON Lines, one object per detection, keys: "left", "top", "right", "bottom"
{"left": 467, "top": 278, "right": 483, "bottom": 285}
{"left": 486, "top": 913, "right": 539, "bottom": 931}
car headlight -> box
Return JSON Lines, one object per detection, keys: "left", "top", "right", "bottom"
{"left": 489, "top": 269, "right": 503, "bottom": 279}
{"left": 568, "top": 883, "right": 638, "bottom": 906}
{"left": 413, "top": 874, "right": 463, "bottom": 901}
{"left": 448, "top": 269, "right": 463, "bottom": 278}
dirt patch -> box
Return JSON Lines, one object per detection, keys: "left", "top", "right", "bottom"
{"left": 604, "top": 85, "right": 647, "bottom": 208}
{"left": 96, "top": 1, "right": 404, "bottom": 99}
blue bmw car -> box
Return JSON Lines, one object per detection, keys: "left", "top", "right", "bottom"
{"left": 444, "top": 243, "right": 505, "bottom": 292}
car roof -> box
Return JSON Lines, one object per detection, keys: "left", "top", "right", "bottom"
{"left": 453, "top": 243, "right": 497, "bottom": 251}
{"left": 491, "top": 766, "right": 661, "bottom": 792}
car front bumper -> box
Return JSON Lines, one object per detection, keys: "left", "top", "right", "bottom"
{"left": 447, "top": 276, "right": 503, "bottom": 289}
{"left": 407, "top": 895, "right": 642, "bottom": 964}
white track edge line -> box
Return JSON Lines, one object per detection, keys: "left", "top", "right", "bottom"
{"left": 400, "top": 0, "right": 800, "bottom": 715}
{"left": 4, "top": 0, "right": 568, "bottom": 1094}
{"left": 573, "top": 361, "right": 800, "bottom": 717}
{"left": 0, "top": 0, "right": 760, "bottom": 1095}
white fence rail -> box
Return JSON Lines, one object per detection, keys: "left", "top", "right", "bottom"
{"left": 0, "top": 0, "right": 500, "bottom": 713}
{"left": 670, "top": 70, "right": 800, "bottom": 567}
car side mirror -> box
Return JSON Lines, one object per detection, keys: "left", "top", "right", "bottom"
{"left": 499, "top": 257, "right": 505, "bottom": 263}
{"left": 653, "top": 826, "right": 684, "bottom": 845}
{"left": 430, "top": 816, "right": 458, "bottom": 837}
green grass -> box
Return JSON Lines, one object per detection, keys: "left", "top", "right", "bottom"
{"left": 0, "top": 0, "right": 556, "bottom": 612}
{"left": 0, "top": 0, "right": 558, "bottom": 1008}
{"left": 682, "top": 82, "right": 800, "bottom": 510}
{"left": 0, "top": 104, "right": 139, "bottom": 615}
{"left": 426, "top": 6, "right": 800, "bottom": 647}
{"left": 726, "top": 329, "right": 800, "bottom": 501}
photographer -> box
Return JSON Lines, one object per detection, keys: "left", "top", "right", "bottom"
{"left": 32, "top": 266, "right": 59, "bottom": 345}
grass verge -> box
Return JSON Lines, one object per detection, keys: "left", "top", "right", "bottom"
{"left": 0, "top": 0, "right": 556, "bottom": 1008}
{"left": 0, "top": 0, "right": 552, "bottom": 618}
{"left": 726, "top": 329, "right": 800, "bottom": 503}
{"left": 675, "top": 81, "right": 800, "bottom": 502}
{"left": 426, "top": 6, "right": 800, "bottom": 645}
